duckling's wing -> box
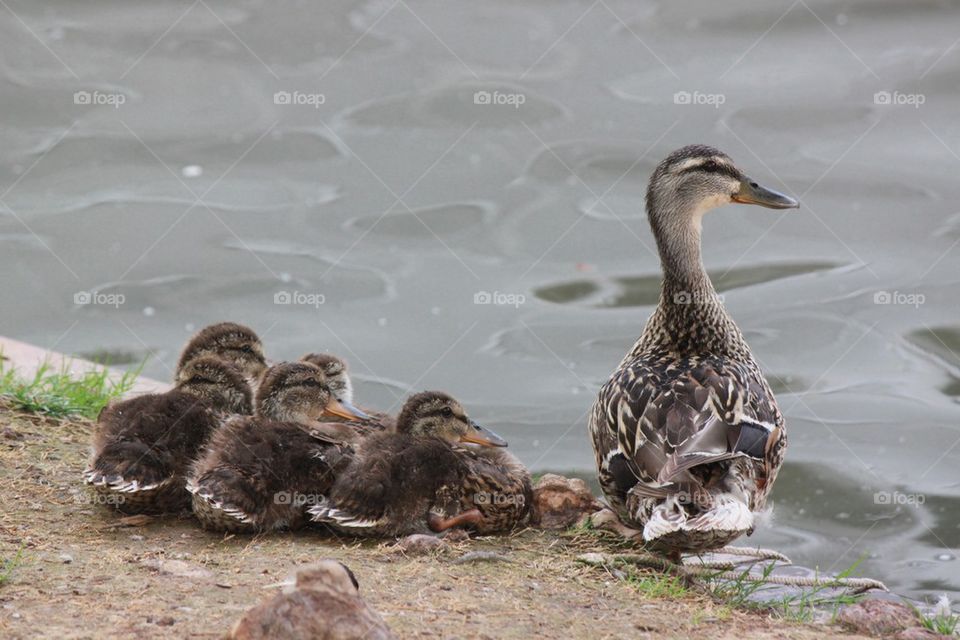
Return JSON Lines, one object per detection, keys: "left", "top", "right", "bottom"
{"left": 592, "top": 358, "right": 784, "bottom": 501}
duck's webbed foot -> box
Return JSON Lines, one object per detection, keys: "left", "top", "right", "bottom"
{"left": 427, "top": 509, "right": 483, "bottom": 532}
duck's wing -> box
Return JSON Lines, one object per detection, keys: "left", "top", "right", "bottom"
{"left": 591, "top": 357, "right": 785, "bottom": 502}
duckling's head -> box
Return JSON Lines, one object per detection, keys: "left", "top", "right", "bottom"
{"left": 176, "top": 356, "right": 253, "bottom": 414}
{"left": 646, "top": 145, "right": 798, "bottom": 236}
{"left": 177, "top": 322, "right": 266, "bottom": 383}
{"left": 396, "top": 391, "right": 507, "bottom": 447}
{"left": 293, "top": 560, "right": 360, "bottom": 595}
{"left": 299, "top": 353, "right": 352, "bottom": 404}
{"left": 255, "top": 362, "right": 367, "bottom": 424}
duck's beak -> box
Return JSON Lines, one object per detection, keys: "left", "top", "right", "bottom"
{"left": 459, "top": 420, "right": 508, "bottom": 447}
{"left": 733, "top": 177, "right": 799, "bottom": 210}
{"left": 322, "top": 397, "right": 370, "bottom": 421}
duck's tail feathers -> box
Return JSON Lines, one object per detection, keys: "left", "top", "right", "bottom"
{"left": 308, "top": 497, "right": 385, "bottom": 534}
{"left": 84, "top": 440, "right": 172, "bottom": 491}
{"left": 642, "top": 493, "right": 753, "bottom": 542}
{"left": 186, "top": 479, "right": 256, "bottom": 530}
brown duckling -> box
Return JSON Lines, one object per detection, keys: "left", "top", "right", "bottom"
{"left": 309, "top": 391, "right": 532, "bottom": 537}
{"left": 187, "top": 362, "right": 368, "bottom": 533}
{"left": 298, "top": 352, "right": 393, "bottom": 431}
{"left": 227, "top": 560, "right": 395, "bottom": 640}
{"left": 176, "top": 321, "right": 267, "bottom": 384}
{"left": 84, "top": 356, "right": 252, "bottom": 514}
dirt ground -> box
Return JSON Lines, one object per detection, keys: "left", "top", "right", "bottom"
{"left": 0, "top": 404, "right": 873, "bottom": 639}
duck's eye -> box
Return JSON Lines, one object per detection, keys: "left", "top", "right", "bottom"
{"left": 702, "top": 161, "right": 720, "bottom": 173}
{"left": 442, "top": 407, "right": 454, "bottom": 418}
{"left": 240, "top": 345, "right": 253, "bottom": 353}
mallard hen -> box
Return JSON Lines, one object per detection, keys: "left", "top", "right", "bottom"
{"left": 588, "top": 145, "right": 798, "bottom": 559}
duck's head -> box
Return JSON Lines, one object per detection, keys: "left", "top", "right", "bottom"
{"left": 396, "top": 391, "right": 507, "bottom": 447}
{"left": 299, "top": 353, "right": 352, "bottom": 405}
{"left": 176, "top": 355, "right": 253, "bottom": 414}
{"left": 292, "top": 560, "right": 360, "bottom": 595}
{"left": 176, "top": 322, "right": 267, "bottom": 383}
{"left": 255, "top": 362, "right": 368, "bottom": 424}
{"left": 646, "top": 145, "right": 798, "bottom": 235}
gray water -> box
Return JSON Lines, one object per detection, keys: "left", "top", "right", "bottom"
{"left": 1, "top": 0, "right": 959, "bottom": 603}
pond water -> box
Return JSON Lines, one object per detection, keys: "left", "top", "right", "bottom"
{"left": 1, "top": 0, "right": 959, "bottom": 603}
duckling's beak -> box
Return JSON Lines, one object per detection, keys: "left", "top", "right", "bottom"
{"left": 459, "top": 420, "right": 508, "bottom": 447}
{"left": 322, "top": 397, "right": 370, "bottom": 421}
{"left": 732, "top": 177, "right": 799, "bottom": 210}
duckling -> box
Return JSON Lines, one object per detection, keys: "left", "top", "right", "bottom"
{"left": 227, "top": 560, "right": 395, "bottom": 640}
{"left": 84, "top": 356, "right": 252, "bottom": 514}
{"left": 588, "top": 145, "right": 798, "bottom": 560}
{"left": 299, "top": 352, "right": 354, "bottom": 405}
{"left": 310, "top": 391, "right": 532, "bottom": 537}
{"left": 187, "top": 362, "right": 368, "bottom": 532}
{"left": 298, "top": 352, "right": 392, "bottom": 432}
{"left": 176, "top": 322, "right": 267, "bottom": 384}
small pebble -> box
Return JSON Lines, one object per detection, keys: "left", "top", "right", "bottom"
{"left": 58, "top": 553, "right": 73, "bottom": 564}
{"left": 453, "top": 551, "right": 510, "bottom": 565}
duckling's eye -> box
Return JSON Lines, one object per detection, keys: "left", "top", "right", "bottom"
{"left": 442, "top": 407, "right": 454, "bottom": 418}
{"left": 240, "top": 345, "right": 253, "bottom": 353}
{"left": 702, "top": 160, "right": 720, "bottom": 173}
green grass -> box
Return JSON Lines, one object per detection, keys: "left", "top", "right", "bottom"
{"left": 0, "top": 545, "right": 25, "bottom": 587}
{"left": 0, "top": 356, "right": 143, "bottom": 419}
{"left": 706, "top": 559, "right": 866, "bottom": 623}
{"left": 915, "top": 599, "right": 960, "bottom": 636}
{"left": 625, "top": 570, "right": 688, "bottom": 598}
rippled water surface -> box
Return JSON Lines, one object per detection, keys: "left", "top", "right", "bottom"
{"left": 2, "top": 0, "right": 959, "bottom": 601}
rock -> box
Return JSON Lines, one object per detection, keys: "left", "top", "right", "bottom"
{"left": 452, "top": 551, "right": 510, "bottom": 565}
{"left": 529, "top": 474, "right": 602, "bottom": 529}
{"left": 838, "top": 600, "right": 921, "bottom": 636}
{"left": 58, "top": 553, "right": 73, "bottom": 564}
{"left": 227, "top": 560, "right": 395, "bottom": 639}
{"left": 392, "top": 534, "right": 447, "bottom": 555}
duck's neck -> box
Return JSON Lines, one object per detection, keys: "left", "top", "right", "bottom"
{"left": 635, "top": 199, "right": 749, "bottom": 358}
